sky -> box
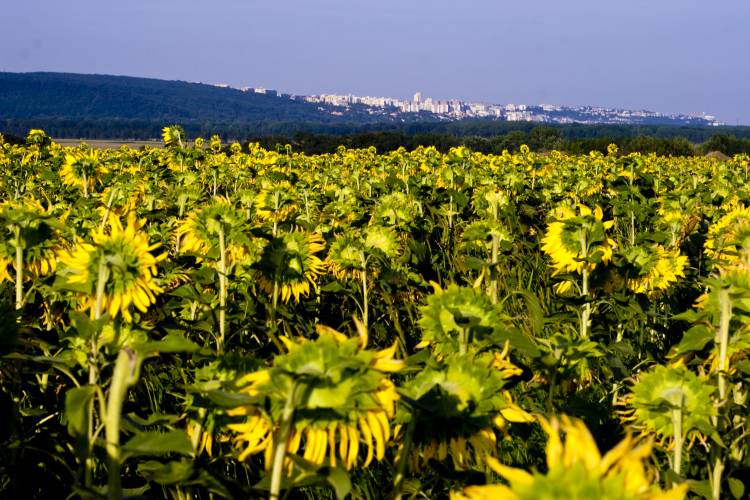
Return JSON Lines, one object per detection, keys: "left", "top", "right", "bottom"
{"left": 2, "top": 0, "right": 749, "bottom": 124}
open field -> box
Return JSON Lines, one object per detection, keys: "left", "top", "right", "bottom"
{"left": 55, "top": 138, "right": 162, "bottom": 149}
{"left": 1, "top": 129, "right": 749, "bottom": 498}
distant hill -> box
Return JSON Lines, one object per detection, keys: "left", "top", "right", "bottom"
{"left": 1, "top": 72, "right": 749, "bottom": 143}
{"left": 0, "top": 71, "right": 381, "bottom": 121}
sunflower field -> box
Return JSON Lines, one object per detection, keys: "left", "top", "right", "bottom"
{"left": 1, "top": 127, "right": 750, "bottom": 499}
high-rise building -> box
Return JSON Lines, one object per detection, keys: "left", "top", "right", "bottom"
{"left": 413, "top": 91, "right": 422, "bottom": 103}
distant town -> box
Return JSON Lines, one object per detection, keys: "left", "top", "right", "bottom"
{"left": 210, "top": 83, "right": 723, "bottom": 126}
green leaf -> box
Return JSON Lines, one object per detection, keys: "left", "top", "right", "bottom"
{"left": 319, "top": 466, "right": 351, "bottom": 500}
{"left": 64, "top": 385, "right": 96, "bottom": 437}
{"left": 138, "top": 460, "right": 194, "bottom": 484}
{"left": 670, "top": 325, "right": 713, "bottom": 356}
{"left": 138, "top": 334, "right": 200, "bottom": 355}
{"left": 729, "top": 477, "right": 745, "bottom": 499}
{"left": 122, "top": 430, "right": 194, "bottom": 457}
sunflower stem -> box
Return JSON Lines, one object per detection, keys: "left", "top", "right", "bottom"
{"left": 86, "top": 258, "right": 109, "bottom": 487}
{"left": 100, "top": 187, "right": 117, "bottom": 232}
{"left": 459, "top": 326, "right": 469, "bottom": 355}
{"left": 391, "top": 411, "right": 418, "bottom": 500}
{"left": 711, "top": 455, "right": 725, "bottom": 500}
{"left": 717, "top": 289, "right": 731, "bottom": 401}
{"left": 82, "top": 171, "right": 89, "bottom": 199}
{"left": 361, "top": 263, "right": 369, "bottom": 330}
{"left": 490, "top": 232, "right": 499, "bottom": 304}
{"left": 106, "top": 348, "right": 137, "bottom": 500}
{"left": 217, "top": 225, "right": 227, "bottom": 354}
{"left": 671, "top": 396, "right": 684, "bottom": 476}
{"left": 14, "top": 226, "right": 23, "bottom": 311}
{"left": 579, "top": 231, "right": 590, "bottom": 338}
{"left": 269, "top": 383, "right": 297, "bottom": 500}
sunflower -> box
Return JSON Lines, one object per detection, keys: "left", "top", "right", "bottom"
{"left": 325, "top": 225, "right": 400, "bottom": 281}
{"left": 162, "top": 125, "right": 185, "bottom": 148}
{"left": 176, "top": 197, "right": 260, "bottom": 266}
{"left": 417, "top": 284, "right": 538, "bottom": 358}
{"left": 452, "top": 415, "right": 687, "bottom": 500}
{"left": 541, "top": 204, "right": 615, "bottom": 276}
{"left": 61, "top": 148, "right": 105, "bottom": 196}
{"left": 256, "top": 230, "right": 326, "bottom": 302}
{"left": 228, "top": 326, "right": 402, "bottom": 470}
{"left": 253, "top": 181, "right": 299, "bottom": 226}
{"left": 622, "top": 365, "right": 715, "bottom": 445}
{"left": 370, "top": 192, "right": 420, "bottom": 228}
{"left": 0, "top": 198, "right": 59, "bottom": 282}
{"left": 704, "top": 205, "right": 750, "bottom": 267}
{"left": 58, "top": 212, "right": 165, "bottom": 322}
{"left": 396, "top": 354, "right": 533, "bottom": 471}
{"left": 325, "top": 230, "right": 365, "bottom": 280}
{"left": 625, "top": 245, "right": 688, "bottom": 298}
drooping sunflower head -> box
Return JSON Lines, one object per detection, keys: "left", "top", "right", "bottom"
{"left": 228, "top": 327, "right": 402, "bottom": 470}
{"left": 623, "top": 244, "right": 688, "bottom": 298}
{"left": 370, "top": 192, "right": 420, "bottom": 228}
{"left": 541, "top": 204, "right": 616, "bottom": 276}
{"left": 161, "top": 125, "right": 185, "bottom": 149}
{"left": 176, "top": 197, "right": 255, "bottom": 265}
{"left": 397, "top": 354, "right": 533, "bottom": 471}
{"left": 61, "top": 149, "right": 106, "bottom": 192}
{"left": 253, "top": 181, "right": 299, "bottom": 224}
{"left": 459, "top": 220, "right": 513, "bottom": 255}
{"left": 325, "top": 230, "right": 365, "bottom": 280}
{"left": 704, "top": 205, "right": 750, "bottom": 267}
{"left": 58, "top": 212, "right": 165, "bottom": 322}
{"left": 623, "top": 365, "right": 715, "bottom": 442}
{"left": 256, "top": 230, "right": 326, "bottom": 302}
{"left": 452, "top": 415, "right": 687, "bottom": 500}
{"left": 417, "top": 284, "right": 538, "bottom": 358}
{"left": 0, "top": 198, "right": 60, "bottom": 281}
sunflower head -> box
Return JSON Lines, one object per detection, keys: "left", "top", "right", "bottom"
{"left": 398, "top": 354, "right": 533, "bottom": 471}
{"left": 58, "top": 212, "right": 165, "bottom": 322}
{"left": 176, "top": 197, "right": 257, "bottom": 265}
{"left": 0, "top": 198, "right": 60, "bottom": 281}
{"left": 418, "top": 284, "right": 538, "bottom": 358}
{"left": 623, "top": 365, "right": 715, "bottom": 441}
{"left": 541, "top": 204, "right": 616, "bottom": 276}
{"left": 371, "top": 192, "right": 420, "bottom": 228}
{"left": 704, "top": 205, "right": 750, "bottom": 268}
{"left": 256, "top": 230, "right": 326, "bottom": 302}
{"left": 622, "top": 244, "right": 688, "bottom": 298}
{"left": 452, "top": 415, "right": 687, "bottom": 500}
{"left": 325, "top": 230, "right": 365, "bottom": 280}
{"left": 229, "top": 328, "right": 402, "bottom": 469}
{"left": 162, "top": 125, "right": 185, "bottom": 149}
{"left": 61, "top": 149, "right": 105, "bottom": 191}
{"left": 253, "top": 181, "right": 299, "bottom": 224}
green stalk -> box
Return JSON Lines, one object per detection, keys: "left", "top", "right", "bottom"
{"left": 361, "top": 259, "right": 369, "bottom": 330}
{"left": 579, "top": 231, "right": 590, "bottom": 338}
{"left": 712, "top": 456, "right": 725, "bottom": 500}
{"left": 671, "top": 397, "right": 683, "bottom": 476}
{"left": 459, "top": 326, "right": 469, "bottom": 355}
{"left": 390, "top": 412, "right": 418, "bottom": 500}
{"left": 106, "top": 349, "right": 137, "bottom": 499}
{"left": 86, "top": 258, "right": 109, "bottom": 487}
{"left": 717, "top": 289, "right": 731, "bottom": 401}
{"left": 490, "top": 232, "right": 499, "bottom": 304}
{"left": 100, "top": 188, "right": 117, "bottom": 232}
{"left": 217, "top": 225, "right": 227, "bottom": 354}
{"left": 269, "top": 384, "right": 297, "bottom": 500}
{"left": 14, "top": 226, "right": 23, "bottom": 311}
{"left": 83, "top": 171, "right": 89, "bottom": 199}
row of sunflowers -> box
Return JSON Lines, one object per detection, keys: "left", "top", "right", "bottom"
{"left": 1, "top": 127, "right": 749, "bottom": 498}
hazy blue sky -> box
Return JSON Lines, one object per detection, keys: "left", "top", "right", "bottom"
{"left": 2, "top": 0, "right": 749, "bottom": 123}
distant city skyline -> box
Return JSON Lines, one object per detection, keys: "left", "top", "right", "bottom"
{"left": 2, "top": 0, "right": 749, "bottom": 124}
